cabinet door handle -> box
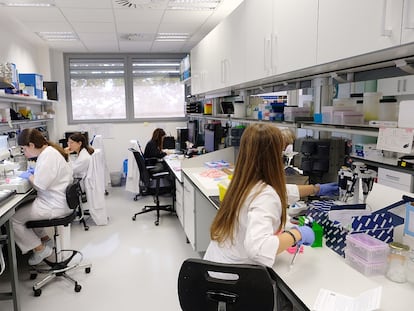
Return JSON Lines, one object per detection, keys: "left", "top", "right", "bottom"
{"left": 271, "top": 34, "right": 278, "bottom": 75}
{"left": 397, "top": 79, "right": 401, "bottom": 92}
{"left": 381, "top": 0, "right": 393, "bottom": 37}
{"left": 403, "top": 79, "right": 407, "bottom": 92}
{"left": 264, "top": 35, "right": 272, "bottom": 74}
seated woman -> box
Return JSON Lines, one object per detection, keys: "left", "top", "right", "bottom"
{"left": 12, "top": 128, "right": 73, "bottom": 266}
{"left": 65, "top": 132, "right": 94, "bottom": 180}
{"left": 144, "top": 128, "right": 167, "bottom": 172}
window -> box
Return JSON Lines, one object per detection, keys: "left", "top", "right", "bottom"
{"left": 132, "top": 59, "right": 185, "bottom": 118}
{"left": 64, "top": 54, "right": 186, "bottom": 123}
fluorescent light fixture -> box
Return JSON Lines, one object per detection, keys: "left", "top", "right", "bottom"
{"left": 155, "top": 33, "right": 189, "bottom": 42}
{"left": 36, "top": 32, "right": 78, "bottom": 41}
{"left": 168, "top": 0, "right": 221, "bottom": 10}
{"left": 1, "top": 0, "right": 55, "bottom": 7}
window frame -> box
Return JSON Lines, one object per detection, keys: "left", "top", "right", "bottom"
{"left": 64, "top": 53, "right": 187, "bottom": 124}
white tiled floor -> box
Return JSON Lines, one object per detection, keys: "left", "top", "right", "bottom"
{"left": 0, "top": 186, "right": 200, "bottom": 311}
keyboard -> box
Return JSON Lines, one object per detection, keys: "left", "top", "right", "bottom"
{"left": 0, "top": 189, "right": 16, "bottom": 207}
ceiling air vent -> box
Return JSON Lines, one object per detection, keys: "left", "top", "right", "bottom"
{"left": 114, "top": 0, "right": 166, "bottom": 9}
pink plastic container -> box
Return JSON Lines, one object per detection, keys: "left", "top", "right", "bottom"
{"left": 346, "top": 233, "right": 389, "bottom": 263}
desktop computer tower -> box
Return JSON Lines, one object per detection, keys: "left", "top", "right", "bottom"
{"left": 176, "top": 127, "right": 188, "bottom": 151}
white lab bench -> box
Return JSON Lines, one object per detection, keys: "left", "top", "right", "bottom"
{"left": 169, "top": 151, "right": 414, "bottom": 310}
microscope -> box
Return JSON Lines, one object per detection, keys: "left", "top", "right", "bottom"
{"left": 338, "top": 162, "right": 377, "bottom": 204}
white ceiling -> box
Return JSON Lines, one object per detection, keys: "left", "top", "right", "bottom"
{"left": 0, "top": 0, "right": 243, "bottom": 53}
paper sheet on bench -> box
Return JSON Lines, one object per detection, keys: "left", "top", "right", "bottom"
{"left": 313, "top": 287, "right": 382, "bottom": 311}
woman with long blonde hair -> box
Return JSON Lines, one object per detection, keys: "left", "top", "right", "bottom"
{"left": 204, "top": 123, "right": 314, "bottom": 268}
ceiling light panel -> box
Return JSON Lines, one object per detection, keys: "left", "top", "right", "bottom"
{"left": 1, "top": 0, "right": 55, "bottom": 6}
{"left": 167, "top": 0, "right": 221, "bottom": 10}
{"left": 36, "top": 31, "right": 78, "bottom": 41}
{"left": 155, "top": 32, "right": 189, "bottom": 41}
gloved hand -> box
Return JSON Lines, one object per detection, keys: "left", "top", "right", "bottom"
{"left": 317, "top": 182, "right": 339, "bottom": 197}
{"left": 19, "top": 170, "right": 33, "bottom": 180}
{"left": 293, "top": 225, "right": 315, "bottom": 246}
{"left": 27, "top": 167, "right": 35, "bottom": 175}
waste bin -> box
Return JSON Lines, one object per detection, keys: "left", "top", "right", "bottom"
{"left": 110, "top": 171, "right": 122, "bottom": 187}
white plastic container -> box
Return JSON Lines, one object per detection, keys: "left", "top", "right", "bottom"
{"left": 332, "top": 111, "right": 364, "bottom": 125}
{"left": 321, "top": 106, "right": 356, "bottom": 124}
{"left": 363, "top": 92, "right": 382, "bottom": 121}
{"left": 378, "top": 98, "right": 398, "bottom": 121}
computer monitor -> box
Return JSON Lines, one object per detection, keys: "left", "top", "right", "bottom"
{"left": 204, "top": 128, "right": 216, "bottom": 153}
{"left": 187, "top": 120, "right": 197, "bottom": 146}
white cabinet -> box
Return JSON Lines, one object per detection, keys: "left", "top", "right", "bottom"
{"left": 401, "top": 0, "right": 414, "bottom": 43}
{"left": 377, "top": 75, "right": 414, "bottom": 96}
{"left": 175, "top": 179, "right": 184, "bottom": 227}
{"left": 272, "top": 0, "right": 318, "bottom": 75}
{"left": 182, "top": 174, "right": 218, "bottom": 252}
{"left": 183, "top": 175, "right": 195, "bottom": 248}
{"left": 244, "top": 0, "right": 318, "bottom": 82}
{"left": 317, "top": 0, "right": 404, "bottom": 65}
{"left": 244, "top": 0, "right": 274, "bottom": 81}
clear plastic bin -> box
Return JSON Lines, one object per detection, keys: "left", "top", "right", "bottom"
{"left": 345, "top": 250, "right": 387, "bottom": 276}
{"left": 332, "top": 111, "right": 364, "bottom": 125}
{"left": 346, "top": 233, "right": 389, "bottom": 263}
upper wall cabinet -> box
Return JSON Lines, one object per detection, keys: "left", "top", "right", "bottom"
{"left": 401, "top": 0, "right": 414, "bottom": 43}
{"left": 190, "top": 2, "right": 246, "bottom": 94}
{"left": 272, "top": 0, "right": 318, "bottom": 74}
{"left": 317, "top": 0, "right": 406, "bottom": 65}
{"left": 244, "top": 0, "right": 318, "bottom": 82}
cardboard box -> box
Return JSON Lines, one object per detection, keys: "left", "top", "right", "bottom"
{"left": 19, "top": 73, "right": 43, "bottom": 99}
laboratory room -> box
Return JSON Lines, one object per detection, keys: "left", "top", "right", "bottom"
{"left": 1, "top": 1, "right": 414, "bottom": 311}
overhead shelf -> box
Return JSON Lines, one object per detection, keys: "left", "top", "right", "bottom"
{"left": 0, "top": 94, "right": 57, "bottom": 105}
{"left": 301, "top": 123, "right": 379, "bottom": 137}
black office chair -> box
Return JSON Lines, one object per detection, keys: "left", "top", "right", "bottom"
{"left": 74, "top": 177, "right": 90, "bottom": 231}
{"left": 178, "top": 258, "right": 279, "bottom": 311}
{"left": 129, "top": 148, "right": 174, "bottom": 226}
{"left": 25, "top": 180, "right": 92, "bottom": 297}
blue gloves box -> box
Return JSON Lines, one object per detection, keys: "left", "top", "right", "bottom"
{"left": 307, "top": 200, "right": 395, "bottom": 257}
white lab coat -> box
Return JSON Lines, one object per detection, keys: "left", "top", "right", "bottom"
{"left": 90, "top": 135, "right": 110, "bottom": 187}
{"left": 125, "top": 140, "right": 140, "bottom": 194}
{"left": 84, "top": 149, "right": 108, "bottom": 225}
{"left": 204, "top": 183, "right": 300, "bottom": 268}
{"left": 69, "top": 148, "right": 91, "bottom": 179}
{"left": 12, "top": 146, "right": 73, "bottom": 253}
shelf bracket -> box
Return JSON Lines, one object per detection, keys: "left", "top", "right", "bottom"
{"left": 395, "top": 59, "right": 414, "bottom": 74}
{"left": 331, "top": 72, "right": 354, "bottom": 83}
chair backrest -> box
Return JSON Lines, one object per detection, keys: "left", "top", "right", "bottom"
{"left": 66, "top": 180, "right": 81, "bottom": 210}
{"left": 129, "top": 148, "right": 151, "bottom": 188}
{"left": 178, "top": 258, "right": 277, "bottom": 311}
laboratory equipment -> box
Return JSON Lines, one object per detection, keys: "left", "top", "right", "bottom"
{"left": 337, "top": 162, "right": 377, "bottom": 204}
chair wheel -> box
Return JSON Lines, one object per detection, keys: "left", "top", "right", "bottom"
{"left": 155, "top": 220, "right": 159, "bottom": 226}
{"left": 85, "top": 226, "right": 89, "bottom": 231}
{"left": 33, "top": 288, "right": 42, "bottom": 297}
{"left": 85, "top": 267, "right": 91, "bottom": 273}
{"left": 132, "top": 216, "right": 136, "bottom": 221}
{"left": 30, "top": 273, "right": 37, "bottom": 280}
{"left": 75, "top": 284, "right": 82, "bottom": 292}
{"left": 133, "top": 196, "right": 138, "bottom": 201}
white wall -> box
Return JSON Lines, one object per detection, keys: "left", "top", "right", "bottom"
{"left": 49, "top": 50, "right": 186, "bottom": 173}
{"left": 0, "top": 11, "right": 50, "bottom": 76}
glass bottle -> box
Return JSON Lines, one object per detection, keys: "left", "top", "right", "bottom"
{"left": 406, "top": 250, "right": 414, "bottom": 284}
{"left": 386, "top": 242, "right": 409, "bottom": 283}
